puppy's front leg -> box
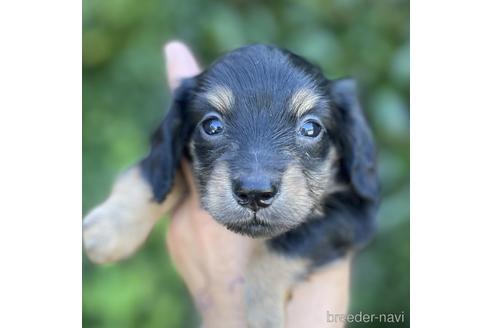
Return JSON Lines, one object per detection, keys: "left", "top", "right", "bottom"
{"left": 245, "top": 242, "right": 307, "bottom": 328}
{"left": 83, "top": 165, "right": 185, "bottom": 263}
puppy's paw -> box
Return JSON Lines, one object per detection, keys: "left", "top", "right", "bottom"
{"left": 83, "top": 166, "right": 186, "bottom": 264}
{"left": 82, "top": 197, "right": 159, "bottom": 264}
{"left": 83, "top": 204, "right": 134, "bottom": 263}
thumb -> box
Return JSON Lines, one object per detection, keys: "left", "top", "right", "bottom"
{"left": 164, "top": 41, "right": 201, "bottom": 92}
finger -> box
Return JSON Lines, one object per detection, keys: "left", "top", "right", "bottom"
{"left": 286, "top": 257, "right": 351, "bottom": 328}
{"left": 164, "top": 41, "right": 201, "bottom": 92}
{"left": 181, "top": 159, "right": 199, "bottom": 198}
{"left": 163, "top": 41, "right": 201, "bottom": 203}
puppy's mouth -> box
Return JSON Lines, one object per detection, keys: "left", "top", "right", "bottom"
{"left": 222, "top": 211, "right": 287, "bottom": 238}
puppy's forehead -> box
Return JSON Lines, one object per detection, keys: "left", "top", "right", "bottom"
{"left": 199, "top": 45, "right": 328, "bottom": 115}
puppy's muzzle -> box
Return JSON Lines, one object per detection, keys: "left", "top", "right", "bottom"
{"left": 232, "top": 175, "right": 278, "bottom": 211}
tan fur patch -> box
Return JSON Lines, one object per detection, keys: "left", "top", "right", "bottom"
{"left": 266, "top": 164, "right": 314, "bottom": 224}
{"left": 205, "top": 85, "right": 235, "bottom": 114}
{"left": 83, "top": 166, "right": 185, "bottom": 263}
{"left": 289, "top": 88, "right": 322, "bottom": 117}
{"left": 312, "top": 147, "right": 346, "bottom": 195}
{"left": 245, "top": 241, "right": 308, "bottom": 327}
{"left": 202, "top": 161, "right": 234, "bottom": 214}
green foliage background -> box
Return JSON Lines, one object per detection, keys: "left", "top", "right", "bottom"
{"left": 83, "top": 0, "right": 409, "bottom": 327}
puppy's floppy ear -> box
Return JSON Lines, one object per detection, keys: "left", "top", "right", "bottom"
{"left": 140, "top": 78, "right": 196, "bottom": 202}
{"left": 330, "top": 78, "right": 379, "bottom": 201}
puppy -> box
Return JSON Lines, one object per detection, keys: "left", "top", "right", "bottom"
{"left": 84, "top": 44, "right": 379, "bottom": 327}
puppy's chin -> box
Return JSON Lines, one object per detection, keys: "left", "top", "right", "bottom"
{"left": 203, "top": 205, "right": 299, "bottom": 238}
{"left": 222, "top": 214, "right": 294, "bottom": 238}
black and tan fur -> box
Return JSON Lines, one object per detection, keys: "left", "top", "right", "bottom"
{"left": 83, "top": 44, "right": 379, "bottom": 327}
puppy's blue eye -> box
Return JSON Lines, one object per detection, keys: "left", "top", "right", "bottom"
{"left": 299, "top": 121, "right": 322, "bottom": 138}
{"left": 202, "top": 117, "right": 224, "bottom": 136}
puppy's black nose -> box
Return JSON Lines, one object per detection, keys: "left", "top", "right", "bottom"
{"left": 232, "top": 177, "right": 278, "bottom": 211}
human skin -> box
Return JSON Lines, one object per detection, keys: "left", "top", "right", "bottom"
{"left": 164, "top": 41, "right": 350, "bottom": 328}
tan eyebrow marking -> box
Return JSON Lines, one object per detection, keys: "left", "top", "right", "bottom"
{"left": 205, "top": 86, "right": 235, "bottom": 114}
{"left": 289, "top": 88, "right": 322, "bottom": 117}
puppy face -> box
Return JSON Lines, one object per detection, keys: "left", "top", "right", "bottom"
{"left": 189, "top": 53, "right": 342, "bottom": 237}
{"left": 142, "top": 45, "right": 378, "bottom": 238}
